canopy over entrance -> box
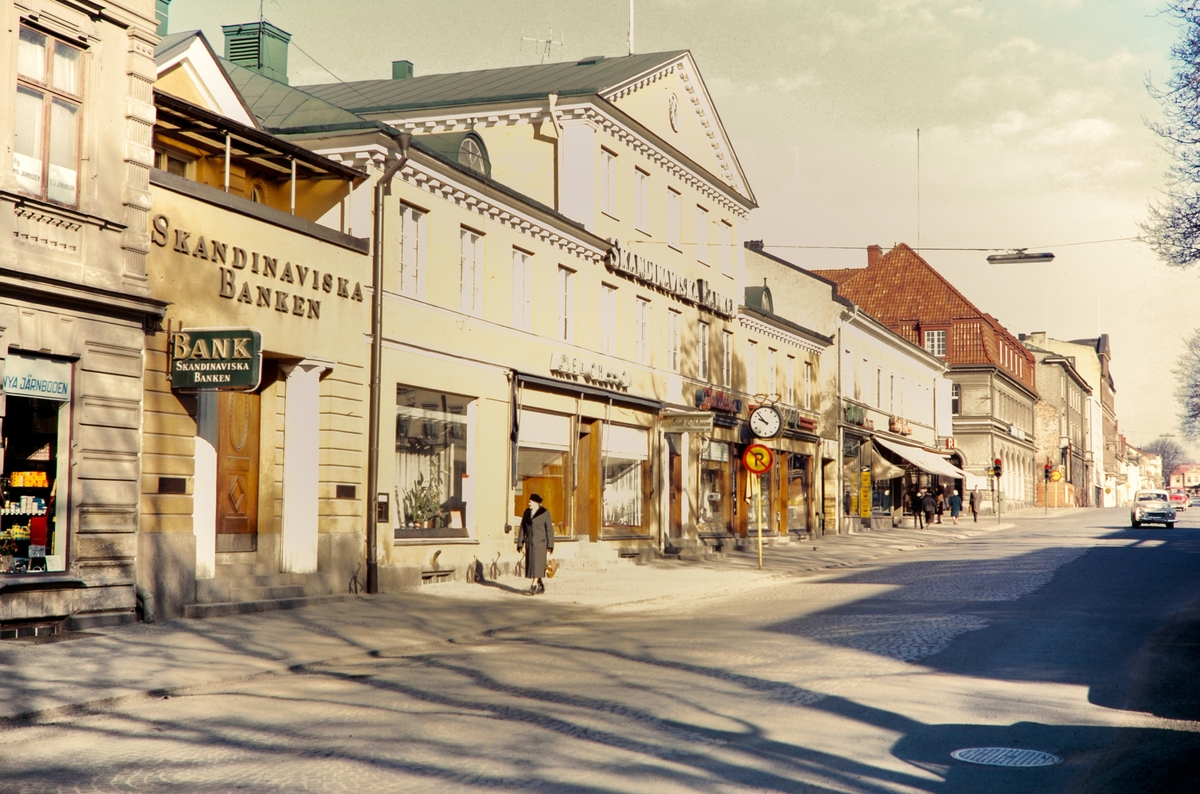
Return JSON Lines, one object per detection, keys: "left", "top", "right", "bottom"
{"left": 873, "top": 436, "right": 967, "bottom": 480}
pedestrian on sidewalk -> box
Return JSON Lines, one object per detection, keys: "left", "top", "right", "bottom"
{"left": 517, "top": 494, "right": 554, "bottom": 595}
{"left": 949, "top": 489, "right": 963, "bottom": 525}
{"left": 910, "top": 488, "right": 924, "bottom": 528}
{"left": 934, "top": 486, "right": 945, "bottom": 524}
{"left": 969, "top": 487, "right": 980, "bottom": 522}
{"left": 921, "top": 489, "right": 936, "bottom": 528}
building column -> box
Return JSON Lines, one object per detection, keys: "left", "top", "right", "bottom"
{"left": 280, "top": 359, "right": 332, "bottom": 573}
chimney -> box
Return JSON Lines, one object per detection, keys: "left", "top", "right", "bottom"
{"left": 746, "top": 239, "right": 764, "bottom": 251}
{"left": 155, "top": 0, "right": 171, "bottom": 36}
{"left": 392, "top": 60, "right": 414, "bottom": 80}
{"left": 867, "top": 244, "right": 883, "bottom": 267}
{"left": 222, "top": 20, "right": 292, "bottom": 84}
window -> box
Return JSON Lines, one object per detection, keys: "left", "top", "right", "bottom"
{"left": 722, "top": 331, "right": 733, "bottom": 387}
{"left": 804, "top": 361, "right": 813, "bottom": 410}
{"left": 154, "top": 149, "right": 191, "bottom": 178}
{"left": 668, "top": 310, "right": 681, "bottom": 373}
{"left": 720, "top": 221, "right": 732, "bottom": 275}
{"left": 601, "top": 284, "right": 617, "bottom": 354}
{"left": 395, "top": 387, "right": 473, "bottom": 538}
{"left": 399, "top": 205, "right": 426, "bottom": 298}
{"left": 667, "top": 188, "right": 681, "bottom": 249}
{"left": 767, "top": 348, "right": 777, "bottom": 397}
{"left": 951, "top": 383, "right": 961, "bottom": 415}
{"left": 696, "top": 206, "right": 709, "bottom": 264}
{"left": 924, "top": 329, "right": 946, "bottom": 357}
{"left": 603, "top": 424, "right": 650, "bottom": 531}
{"left": 511, "top": 249, "right": 533, "bottom": 330}
{"left": 636, "top": 298, "right": 651, "bottom": 364}
{"left": 635, "top": 169, "right": 650, "bottom": 232}
{"left": 746, "top": 340, "right": 758, "bottom": 393}
{"left": 15, "top": 26, "right": 82, "bottom": 205}
{"left": 698, "top": 321, "right": 710, "bottom": 382}
{"left": 514, "top": 410, "right": 570, "bottom": 536}
{"left": 876, "top": 367, "right": 883, "bottom": 408}
{"left": 557, "top": 266, "right": 575, "bottom": 342}
{"left": 601, "top": 149, "right": 617, "bottom": 217}
{"left": 786, "top": 356, "right": 795, "bottom": 404}
{"left": 698, "top": 441, "right": 731, "bottom": 532}
{"left": 889, "top": 374, "right": 895, "bottom": 413}
{"left": 459, "top": 228, "right": 483, "bottom": 315}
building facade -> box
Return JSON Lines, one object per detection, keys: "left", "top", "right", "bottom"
{"left": 1022, "top": 337, "right": 1094, "bottom": 507}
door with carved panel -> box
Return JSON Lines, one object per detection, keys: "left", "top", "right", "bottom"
{"left": 215, "top": 390, "right": 260, "bottom": 552}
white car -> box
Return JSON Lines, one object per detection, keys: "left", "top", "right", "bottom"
{"left": 1131, "top": 490, "right": 1176, "bottom": 528}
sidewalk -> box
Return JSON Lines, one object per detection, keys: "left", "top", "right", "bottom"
{"left": 0, "top": 515, "right": 1014, "bottom": 725}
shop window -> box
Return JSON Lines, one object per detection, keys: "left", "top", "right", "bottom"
{"left": 748, "top": 470, "right": 773, "bottom": 535}
{"left": 602, "top": 424, "right": 649, "bottom": 531}
{"left": 1, "top": 391, "right": 70, "bottom": 575}
{"left": 15, "top": 25, "right": 82, "bottom": 205}
{"left": 788, "top": 454, "right": 810, "bottom": 532}
{"left": 394, "top": 388, "right": 472, "bottom": 538}
{"left": 698, "top": 441, "right": 730, "bottom": 533}
{"left": 514, "top": 410, "right": 570, "bottom": 536}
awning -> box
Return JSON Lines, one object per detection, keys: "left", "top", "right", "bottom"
{"left": 866, "top": 440, "right": 905, "bottom": 480}
{"left": 873, "top": 436, "right": 968, "bottom": 479}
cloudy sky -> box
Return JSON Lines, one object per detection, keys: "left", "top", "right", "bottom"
{"left": 172, "top": 0, "right": 1196, "bottom": 455}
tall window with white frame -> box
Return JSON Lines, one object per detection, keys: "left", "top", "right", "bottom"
{"left": 511, "top": 248, "right": 532, "bottom": 331}
{"left": 803, "top": 361, "right": 813, "bottom": 410}
{"left": 719, "top": 221, "right": 732, "bottom": 275}
{"left": 746, "top": 340, "right": 758, "bottom": 394}
{"left": 399, "top": 204, "right": 426, "bottom": 298}
{"left": 924, "top": 329, "right": 946, "bottom": 357}
{"left": 667, "top": 310, "right": 681, "bottom": 373}
{"left": 721, "top": 330, "right": 733, "bottom": 388}
{"left": 635, "top": 169, "right": 650, "bottom": 232}
{"left": 696, "top": 206, "right": 709, "bottom": 264}
{"left": 459, "top": 227, "right": 483, "bottom": 315}
{"left": 767, "top": 348, "right": 777, "bottom": 398}
{"left": 601, "top": 149, "right": 617, "bottom": 217}
{"left": 15, "top": 25, "right": 82, "bottom": 205}
{"left": 785, "top": 355, "right": 795, "bottom": 405}
{"left": 951, "top": 383, "right": 961, "bottom": 415}
{"left": 557, "top": 266, "right": 575, "bottom": 342}
{"left": 667, "top": 188, "right": 681, "bottom": 249}
{"left": 600, "top": 284, "right": 616, "bottom": 355}
{"left": 698, "top": 321, "right": 710, "bottom": 382}
{"left": 636, "top": 298, "right": 651, "bottom": 365}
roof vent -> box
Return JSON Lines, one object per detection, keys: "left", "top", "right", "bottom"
{"left": 222, "top": 20, "right": 292, "bottom": 84}
{"left": 576, "top": 55, "right": 605, "bottom": 66}
{"left": 392, "top": 60, "right": 413, "bottom": 80}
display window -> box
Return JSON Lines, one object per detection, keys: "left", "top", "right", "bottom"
{"left": 514, "top": 409, "right": 570, "bottom": 536}
{"left": 698, "top": 441, "right": 731, "bottom": 533}
{"left": 394, "top": 387, "right": 473, "bottom": 539}
{"left": 748, "top": 469, "right": 775, "bottom": 535}
{"left": 602, "top": 424, "right": 650, "bottom": 532}
{"left": 787, "top": 453, "right": 809, "bottom": 531}
{"left": 0, "top": 395, "right": 70, "bottom": 574}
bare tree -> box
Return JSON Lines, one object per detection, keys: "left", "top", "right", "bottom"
{"left": 1144, "top": 3, "right": 1200, "bottom": 267}
{"left": 1143, "top": 436, "right": 1187, "bottom": 487}
{"left": 1178, "top": 327, "right": 1200, "bottom": 441}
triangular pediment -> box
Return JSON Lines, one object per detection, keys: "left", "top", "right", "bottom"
{"left": 602, "top": 52, "right": 752, "bottom": 205}
{"left": 154, "top": 31, "right": 258, "bottom": 129}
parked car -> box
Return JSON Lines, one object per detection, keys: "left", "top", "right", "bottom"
{"left": 1132, "top": 490, "right": 1176, "bottom": 528}
{"left": 1188, "top": 496, "right": 1200, "bottom": 508}
{"left": 1169, "top": 491, "right": 1187, "bottom": 512}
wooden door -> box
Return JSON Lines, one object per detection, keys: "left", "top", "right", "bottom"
{"left": 573, "top": 419, "right": 601, "bottom": 541}
{"left": 216, "top": 390, "right": 260, "bottom": 553}
{"left": 668, "top": 446, "right": 682, "bottom": 538}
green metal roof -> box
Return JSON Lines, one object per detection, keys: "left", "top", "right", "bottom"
{"left": 294, "top": 51, "right": 690, "bottom": 115}
{"left": 222, "top": 57, "right": 375, "bottom": 133}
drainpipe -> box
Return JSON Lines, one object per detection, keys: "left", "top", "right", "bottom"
{"left": 366, "top": 131, "right": 412, "bottom": 595}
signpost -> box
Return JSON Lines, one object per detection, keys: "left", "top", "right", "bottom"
{"left": 170, "top": 328, "right": 263, "bottom": 391}
{"left": 742, "top": 443, "right": 774, "bottom": 570}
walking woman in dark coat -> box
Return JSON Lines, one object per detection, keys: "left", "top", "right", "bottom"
{"left": 517, "top": 494, "right": 554, "bottom": 595}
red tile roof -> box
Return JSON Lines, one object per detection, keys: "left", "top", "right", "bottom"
{"left": 813, "top": 244, "right": 1037, "bottom": 393}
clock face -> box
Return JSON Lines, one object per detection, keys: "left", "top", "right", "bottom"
{"left": 749, "top": 406, "right": 782, "bottom": 439}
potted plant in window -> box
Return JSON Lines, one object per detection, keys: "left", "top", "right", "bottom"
{"left": 403, "top": 469, "right": 443, "bottom": 528}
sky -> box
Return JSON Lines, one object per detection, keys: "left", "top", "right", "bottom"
{"left": 170, "top": 0, "right": 1197, "bottom": 457}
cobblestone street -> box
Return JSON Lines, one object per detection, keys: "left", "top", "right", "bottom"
{"left": 3, "top": 510, "right": 1199, "bottom": 792}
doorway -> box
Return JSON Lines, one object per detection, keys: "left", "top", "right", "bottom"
{"left": 215, "top": 390, "right": 260, "bottom": 553}
{"left": 573, "top": 418, "right": 601, "bottom": 541}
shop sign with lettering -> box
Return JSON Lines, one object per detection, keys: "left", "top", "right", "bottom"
{"left": 3, "top": 355, "right": 71, "bottom": 401}
{"left": 845, "top": 404, "right": 866, "bottom": 426}
{"left": 780, "top": 405, "right": 817, "bottom": 433}
{"left": 694, "top": 387, "right": 743, "bottom": 415}
{"left": 170, "top": 328, "right": 263, "bottom": 391}
{"left": 660, "top": 411, "right": 714, "bottom": 434}
{"left": 151, "top": 214, "right": 364, "bottom": 322}
{"left": 549, "top": 353, "right": 631, "bottom": 391}
{"left": 606, "top": 243, "right": 736, "bottom": 319}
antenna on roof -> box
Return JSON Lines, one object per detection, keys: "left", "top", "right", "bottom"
{"left": 629, "top": 0, "right": 635, "bottom": 55}
{"left": 521, "top": 28, "right": 563, "bottom": 65}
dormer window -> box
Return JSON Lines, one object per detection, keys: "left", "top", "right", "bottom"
{"left": 458, "top": 134, "right": 489, "bottom": 177}
{"left": 923, "top": 329, "right": 946, "bottom": 357}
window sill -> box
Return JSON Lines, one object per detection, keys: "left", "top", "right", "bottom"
{"left": 601, "top": 210, "right": 620, "bottom": 222}
{"left": 393, "top": 537, "right": 478, "bottom": 546}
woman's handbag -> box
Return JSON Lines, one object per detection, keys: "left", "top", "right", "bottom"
{"left": 545, "top": 557, "right": 560, "bottom": 578}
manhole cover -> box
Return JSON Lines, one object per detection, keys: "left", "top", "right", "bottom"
{"left": 951, "top": 747, "right": 1061, "bottom": 767}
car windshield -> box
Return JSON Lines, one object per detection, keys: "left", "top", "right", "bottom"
{"left": 1138, "top": 493, "right": 1166, "bottom": 501}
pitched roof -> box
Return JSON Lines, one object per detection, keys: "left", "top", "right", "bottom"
{"left": 295, "top": 51, "right": 691, "bottom": 114}
{"left": 221, "top": 58, "right": 378, "bottom": 133}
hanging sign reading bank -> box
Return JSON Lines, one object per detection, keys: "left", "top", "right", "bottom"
{"left": 606, "top": 243, "right": 736, "bottom": 319}
{"left": 170, "top": 328, "right": 263, "bottom": 391}
{"left": 3, "top": 355, "right": 71, "bottom": 401}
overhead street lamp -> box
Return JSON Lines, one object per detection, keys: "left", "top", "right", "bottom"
{"left": 986, "top": 249, "right": 1055, "bottom": 264}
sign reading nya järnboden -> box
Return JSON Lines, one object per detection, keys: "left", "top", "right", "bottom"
{"left": 3, "top": 355, "right": 71, "bottom": 401}
{"left": 171, "top": 328, "right": 262, "bottom": 391}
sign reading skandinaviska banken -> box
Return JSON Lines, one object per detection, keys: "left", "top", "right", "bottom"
{"left": 170, "top": 329, "right": 262, "bottom": 391}
{"left": 150, "top": 214, "right": 364, "bottom": 321}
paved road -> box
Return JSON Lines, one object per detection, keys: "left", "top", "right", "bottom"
{"left": 2, "top": 508, "right": 1199, "bottom": 792}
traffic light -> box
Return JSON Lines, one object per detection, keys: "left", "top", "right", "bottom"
{"left": 1044, "top": 463, "right": 1051, "bottom": 481}
{"left": 994, "top": 458, "right": 1003, "bottom": 479}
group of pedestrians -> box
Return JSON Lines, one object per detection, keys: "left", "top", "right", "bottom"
{"left": 908, "top": 484, "right": 981, "bottom": 527}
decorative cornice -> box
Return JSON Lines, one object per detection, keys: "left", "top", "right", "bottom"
{"left": 738, "top": 313, "right": 825, "bottom": 355}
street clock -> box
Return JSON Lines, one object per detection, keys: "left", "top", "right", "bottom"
{"left": 749, "top": 405, "right": 783, "bottom": 439}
